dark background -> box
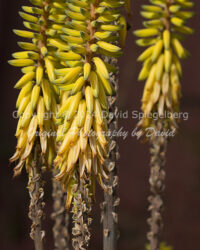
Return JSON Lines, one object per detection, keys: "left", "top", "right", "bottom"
{"left": 1, "top": 0, "right": 200, "bottom": 249}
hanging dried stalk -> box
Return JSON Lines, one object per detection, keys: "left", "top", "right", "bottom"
{"left": 72, "top": 175, "right": 92, "bottom": 250}
{"left": 101, "top": 57, "right": 120, "bottom": 250}
{"left": 147, "top": 121, "right": 167, "bottom": 250}
{"left": 28, "top": 143, "right": 45, "bottom": 250}
{"left": 51, "top": 179, "right": 70, "bottom": 250}
{"left": 100, "top": 8, "right": 128, "bottom": 248}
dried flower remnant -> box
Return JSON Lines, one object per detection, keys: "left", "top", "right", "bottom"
{"left": 71, "top": 176, "right": 92, "bottom": 250}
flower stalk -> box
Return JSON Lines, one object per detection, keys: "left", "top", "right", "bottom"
{"left": 134, "top": 0, "right": 194, "bottom": 249}
{"left": 28, "top": 142, "right": 45, "bottom": 250}
{"left": 147, "top": 121, "right": 167, "bottom": 250}
{"left": 101, "top": 57, "right": 120, "bottom": 250}
{"left": 51, "top": 179, "right": 70, "bottom": 250}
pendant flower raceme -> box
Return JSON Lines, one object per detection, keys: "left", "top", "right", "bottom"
{"left": 47, "top": 0, "right": 126, "bottom": 209}
{"left": 9, "top": 0, "right": 61, "bottom": 176}
{"left": 134, "top": 0, "right": 194, "bottom": 132}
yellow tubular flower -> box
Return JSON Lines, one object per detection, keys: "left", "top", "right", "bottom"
{"left": 146, "top": 242, "right": 173, "bottom": 250}
{"left": 50, "top": 0, "right": 125, "bottom": 209}
{"left": 134, "top": 0, "right": 194, "bottom": 132}
{"left": 9, "top": 0, "right": 62, "bottom": 176}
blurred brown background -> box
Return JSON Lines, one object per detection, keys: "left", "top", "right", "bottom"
{"left": 0, "top": 0, "right": 200, "bottom": 249}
